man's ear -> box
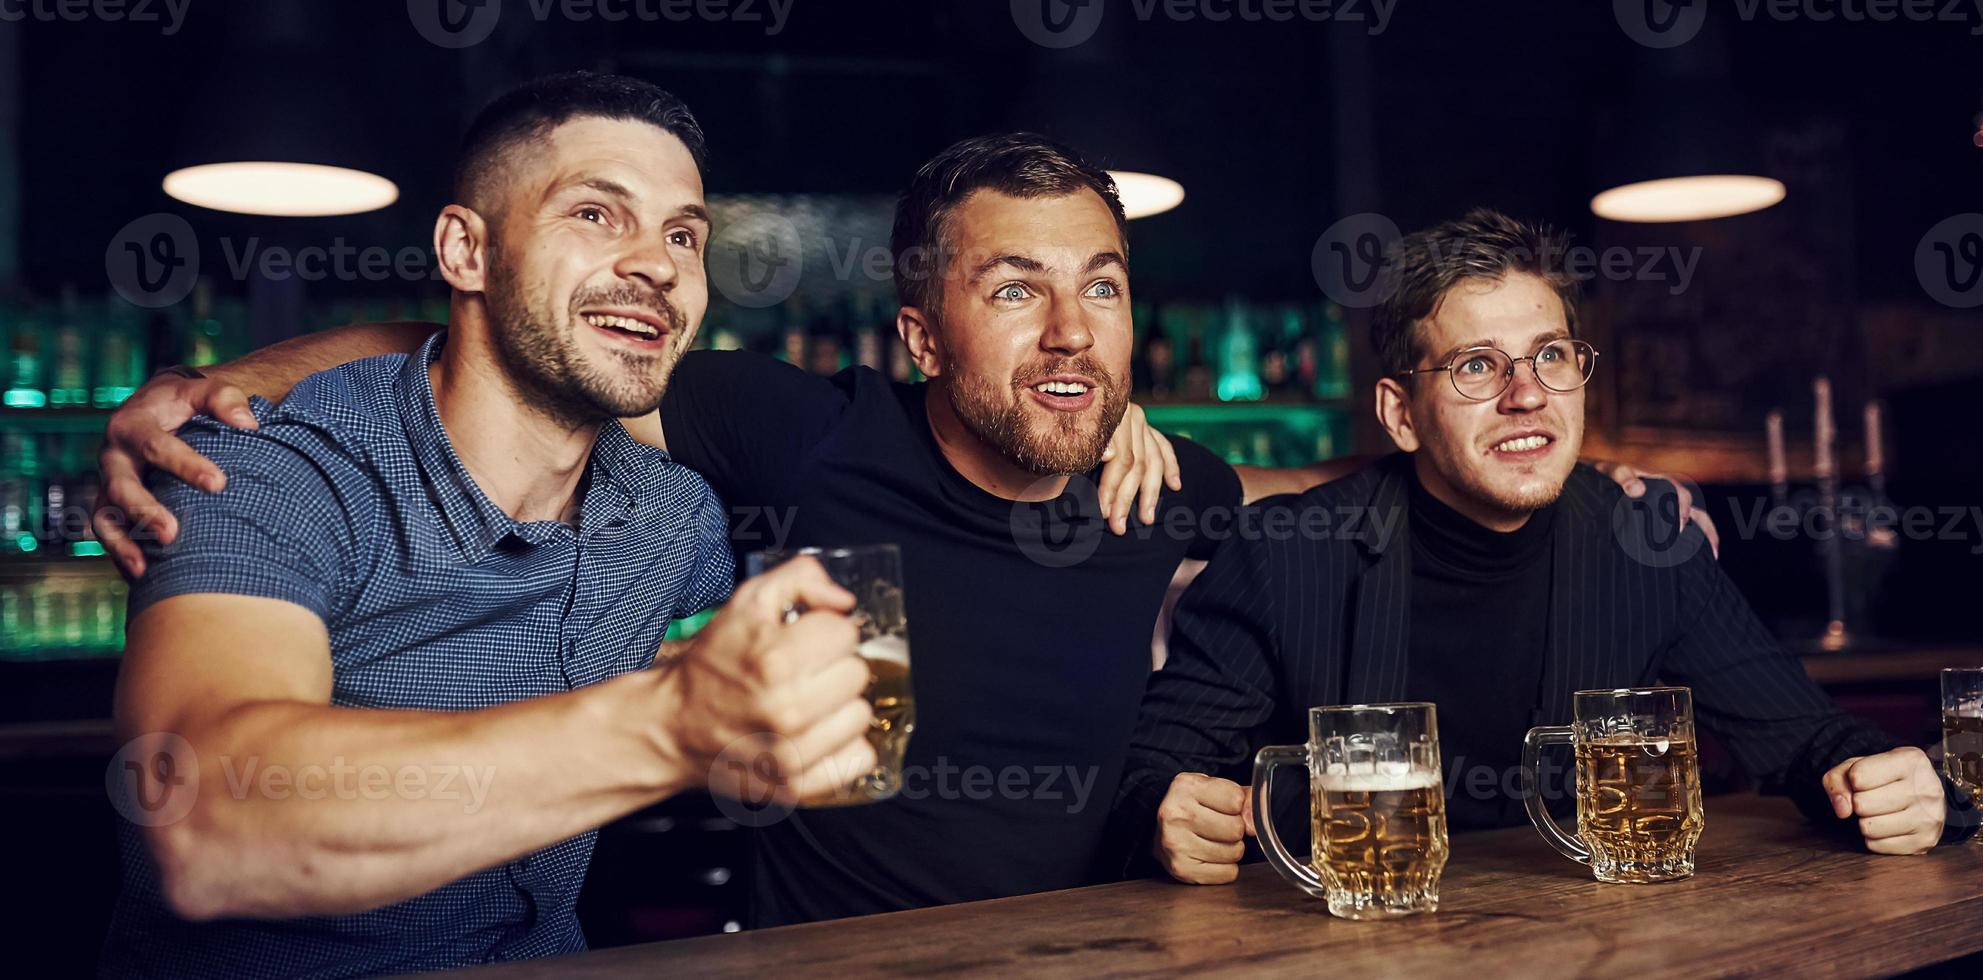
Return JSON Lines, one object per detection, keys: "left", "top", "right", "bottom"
{"left": 898, "top": 306, "right": 943, "bottom": 379}
{"left": 434, "top": 204, "right": 490, "bottom": 294}
{"left": 1375, "top": 377, "right": 1421, "bottom": 452}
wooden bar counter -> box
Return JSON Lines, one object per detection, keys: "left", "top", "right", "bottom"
{"left": 452, "top": 795, "right": 1983, "bottom": 978}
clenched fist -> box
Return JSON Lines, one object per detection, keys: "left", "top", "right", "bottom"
{"left": 1822, "top": 746, "right": 1947, "bottom": 855}
{"left": 1152, "top": 772, "right": 1255, "bottom": 884}
{"left": 656, "top": 556, "right": 878, "bottom": 807}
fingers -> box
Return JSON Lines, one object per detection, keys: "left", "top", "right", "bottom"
{"left": 1155, "top": 426, "right": 1182, "bottom": 493}
{"left": 788, "top": 730, "right": 881, "bottom": 804}
{"left": 1858, "top": 809, "right": 1939, "bottom": 855}
{"left": 759, "top": 609, "right": 861, "bottom": 684}
{"left": 1844, "top": 748, "right": 1923, "bottom": 794}
{"left": 783, "top": 690, "right": 877, "bottom": 779}
{"left": 1822, "top": 758, "right": 1860, "bottom": 818}
{"left": 1190, "top": 774, "right": 1246, "bottom": 816}
{"left": 1136, "top": 429, "right": 1166, "bottom": 527}
{"left": 1096, "top": 440, "right": 1134, "bottom": 534}
{"left": 1170, "top": 854, "right": 1243, "bottom": 884}
{"left": 1849, "top": 779, "right": 1918, "bottom": 819}
{"left": 740, "top": 556, "right": 856, "bottom": 620}
{"left": 93, "top": 506, "right": 145, "bottom": 578}
{"left": 1241, "top": 786, "right": 1257, "bottom": 836}
{"left": 1692, "top": 506, "right": 1721, "bottom": 558}
{"left": 203, "top": 383, "right": 260, "bottom": 430}
{"left": 1670, "top": 477, "right": 1695, "bottom": 523}
{"left": 1594, "top": 460, "right": 1646, "bottom": 497}
{"left": 141, "top": 432, "right": 227, "bottom": 494}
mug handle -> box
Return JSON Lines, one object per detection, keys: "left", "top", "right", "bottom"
{"left": 1253, "top": 744, "right": 1329, "bottom": 899}
{"left": 1521, "top": 725, "right": 1590, "bottom": 865}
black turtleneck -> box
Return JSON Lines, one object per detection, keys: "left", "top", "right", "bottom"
{"left": 1404, "top": 466, "right": 1556, "bottom": 830}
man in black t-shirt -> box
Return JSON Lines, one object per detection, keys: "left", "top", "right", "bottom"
{"left": 98, "top": 141, "right": 1681, "bottom": 927}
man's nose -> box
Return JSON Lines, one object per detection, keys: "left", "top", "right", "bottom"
{"left": 1041, "top": 297, "right": 1095, "bottom": 356}
{"left": 1499, "top": 359, "right": 1549, "bottom": 412}
{"left": 614, "top": 230, "right": 680, "bottom": 292}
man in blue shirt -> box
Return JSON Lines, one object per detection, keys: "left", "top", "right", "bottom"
{"left": 98, "top": 73, "right": 879, "bottom": 977}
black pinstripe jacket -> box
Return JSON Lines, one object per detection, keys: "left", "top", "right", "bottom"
{"left": 1116, "top": 453, "right": 1976, "bottom": 858}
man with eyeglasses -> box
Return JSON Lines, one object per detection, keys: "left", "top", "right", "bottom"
{"left": 1121, "top": 208, "right": 1976, "bottom": 886}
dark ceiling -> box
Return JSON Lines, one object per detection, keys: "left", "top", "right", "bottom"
{"left": 10, "top": 0, "right": 1983, "bottom": 306}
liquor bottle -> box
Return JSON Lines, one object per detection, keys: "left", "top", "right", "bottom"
{"left": 4, "top": 306, "right": 46, "bottom": 409}
{"left": 50, "top": 289, "right": 88, "bottom": 407}
{"left": 1215, "top": 298, "right": 1264, "bottom": 402}
{"left": 1315, "top": 301, "right": 1351, "bottom": 401}
{"left": 93, "top": 306, "right": 146, "bottom": 408}
{"left": 780, "top": 296, "right": 808, "bottom": 368}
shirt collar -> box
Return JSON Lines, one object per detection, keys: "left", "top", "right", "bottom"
{"left": 394, "top": 331, "right": 651, "bottom": 562}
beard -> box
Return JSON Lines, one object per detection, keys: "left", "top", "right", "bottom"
{"left": 484, "top": 259, "right": 687, "bottom": 426}
{"left": 942, "top": 351, "right": 1129, "bottom": 476}
{"left": 1419, "top": 417, "right": 1579, "bottom": 518}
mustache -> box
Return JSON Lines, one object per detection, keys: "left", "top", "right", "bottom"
{"left": 570, "top": 285, "right": 687, "bottom": 333}
{"left": 1011, "top": 355, "right": 1119, "bottom": 391}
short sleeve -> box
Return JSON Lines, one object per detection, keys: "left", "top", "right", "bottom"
{"left": 1168, "top": 436, "right": 1244, "bottom": 561}
{"left": 675, "top": 476, "right": 738, "bottom": 617}
{"left": 660, "top": 350, "right": 850, "bottom": 504}
{"left": 128, "top": 418, "right": 368, "bottom": 624}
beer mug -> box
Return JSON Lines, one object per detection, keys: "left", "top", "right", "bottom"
{"left": 1252, "top": 703, "right": 1449, "bottom": 920}
{"left": 1942, "top": 668, "right": 1983, "bottom": 829}
{"left": 1521, "top": 686, "right": 1704, "bottom": 883}
{"left": 745, "top": 544, "right": 915, "bottom": 807}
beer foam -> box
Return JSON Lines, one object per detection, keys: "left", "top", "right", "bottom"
{"left": 857, "top": 635, "right": 910, "bottom": 667}
{"left": 1317, "top": 769, "right": 1440, "bottom": 793}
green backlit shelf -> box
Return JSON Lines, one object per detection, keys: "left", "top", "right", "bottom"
{"left": 1142, "top": 400, "right": 1351, "bottom": 469}
{"left": 0, "top": 405, "right": 118, "bottom": 434}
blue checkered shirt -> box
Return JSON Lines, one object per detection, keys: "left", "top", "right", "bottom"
{"left": 100, "top": 332, "right": 734, "bottom": 978}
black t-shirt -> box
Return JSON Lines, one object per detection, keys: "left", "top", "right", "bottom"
{"left": 660, "top": 350, "right": 1242, "bottom": 925}
{"left": 1403, "top": 469, "right": 1555, "bottom": 830}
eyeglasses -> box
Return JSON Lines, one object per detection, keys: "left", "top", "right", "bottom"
{"left": 1398, "top": 339, "right": 1599, "bottom": 401}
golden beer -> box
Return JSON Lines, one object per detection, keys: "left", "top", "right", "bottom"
{"left": 1256, "top": 703, "right": 1445, "bottom": 920}
{"left": 1525, "top": 686, "right": 1701, "bottom": 883}
{"left": 1312, "top": 771, "right": 1449, "bottom": 915}
{"left": 1574, "top": 735, "right": 1704, "bottom": 882}
{"left": 1943, "top": 711, "right": 1983, "bottom": 800}
{"left": 800, "top": 636, "right": 916, "bottom": 809}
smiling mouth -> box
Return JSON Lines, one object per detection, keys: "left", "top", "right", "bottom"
{"left": 580, "top": 310, "right": 668, "bottom": 341}
{"left": 1032, "top": 380, "right": 1092, "bottom": 397}
{"left": 1490, "top": 432, "right": 1555, "bottom": 456}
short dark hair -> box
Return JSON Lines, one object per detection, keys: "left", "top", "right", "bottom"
{"left": 453, "top": 71, "right": 707, "bottom": 211}
{"left": 890, "top": 132, "right": 1128, "bottom": 313}
{"left": 1370, "top": 208, "right": 1581, "bottom": 378}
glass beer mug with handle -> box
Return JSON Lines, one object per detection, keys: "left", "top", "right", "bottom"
{"left": 1521, "top": 686, "right": 1704, "bottom": 883}
{"left": 1942, "top": 668, "right": 1983, "bottom": 830}
{"left": 1252, "top": 703, "right": 1449, "bottom": 921}
{"left": 744, "top": 544, "right": 915, "bottom": 808}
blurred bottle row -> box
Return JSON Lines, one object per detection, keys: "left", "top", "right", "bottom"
{"left": 701, "top": 290, "right": 1355, "bottom": 404}
{"left": 0, "top": 576, "right": 129, "bottom": 657}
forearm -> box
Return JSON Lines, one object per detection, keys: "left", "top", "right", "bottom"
{"left": 149, "top": 667, "right": 689, "bottom": 920}
{"left": 206, "top": 321, "right": 440, "bottom": 400}
{"left": 1235, "top": 455, "right": 1375, "bottom": 503}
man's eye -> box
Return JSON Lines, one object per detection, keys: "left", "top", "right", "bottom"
{"left": 995, "top": 284, "right": 1029, "bottom": 302}
{"left": 1459, "top": 356, "right": 1493, "bottom": 375}
{"left": 668, "top": 228, "right": 699, "bottom": 248}
{"left": 576, "top": 207, "right": 607, "bottom": 224}
{"left": 1089, "top": 280, "right": 1121, "bottom": 299}
{"left": 1537, "top": 344, "right": 1563, "bottom": 363}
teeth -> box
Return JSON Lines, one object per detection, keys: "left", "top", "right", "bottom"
{"left": 1494, "top": 435, "right": 1550, "bottom": 453}
{"left": 583, "top": 313, "right": 659, "bottom": 337}
{"left": 1035, "top": 381, "right": 1090, "bottom": 396}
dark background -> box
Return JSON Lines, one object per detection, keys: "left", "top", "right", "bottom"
{"left": 3, "top": 0, "right": 1983, "bottom": 968}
